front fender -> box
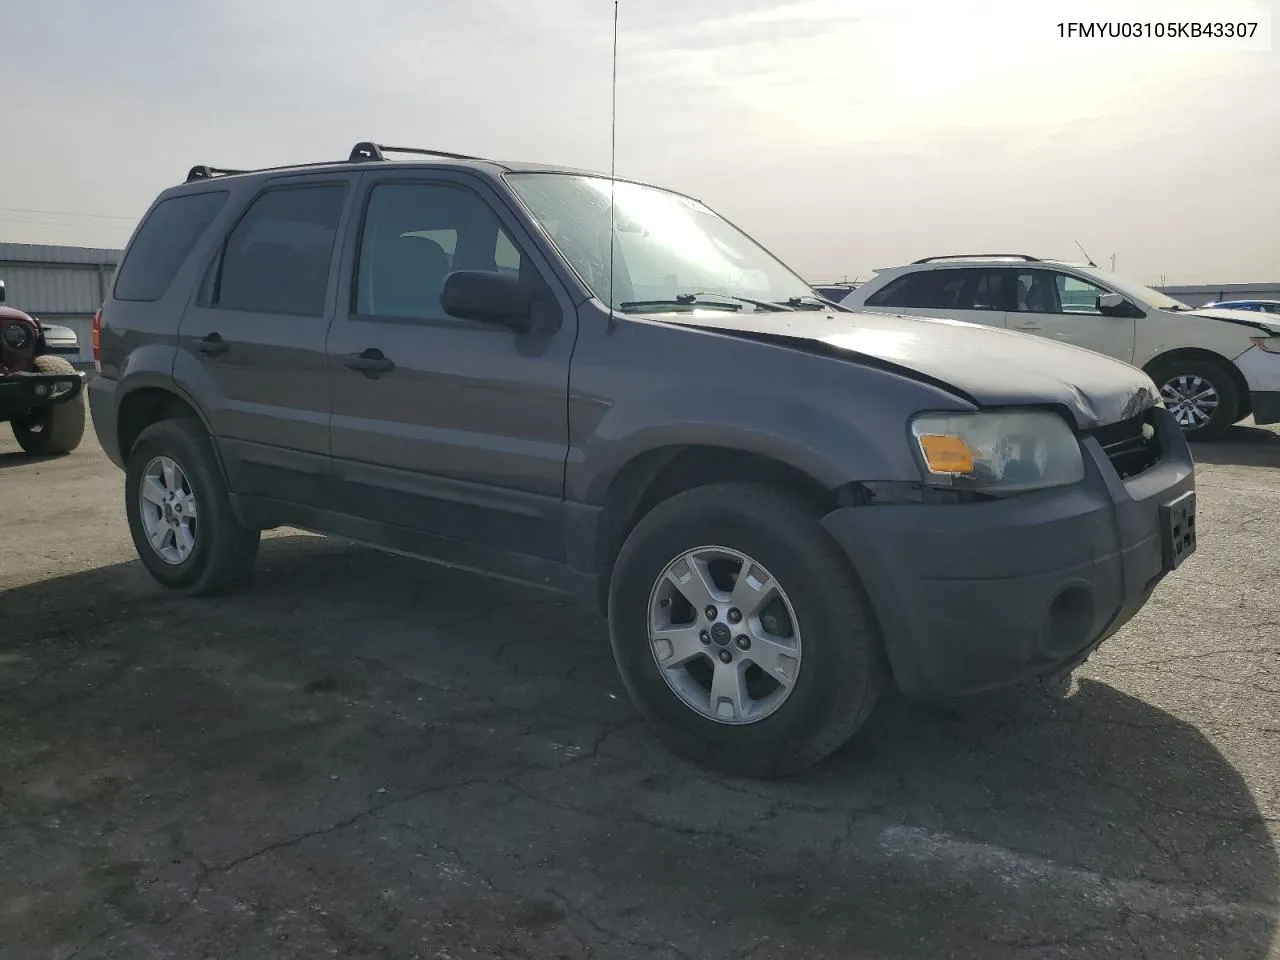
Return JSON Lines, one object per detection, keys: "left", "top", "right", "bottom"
{"left": 570, "top": 385, "right": 944, "bottom": 506}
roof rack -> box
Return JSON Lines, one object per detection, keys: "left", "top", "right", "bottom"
{"left": 348, "top": 141, "right": 483, "bottom": 163}
{"left": 185, "top": 165, "right": 249, "bottom": 183}
{"left": 912, "top": 253, "right": 1041, "bottom": 264}
{"left": 183, "top": 141, "right": 484, "bottom": 186}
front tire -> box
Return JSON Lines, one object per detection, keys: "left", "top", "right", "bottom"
{"left": 11, "top": 356, "right": 86, "bottom": 455}
{"left": 124, "top": 418, "right": 260, "bottom": 596}
{"left": 1149, "top": 358, "right": 1240, "bottom": 442}
{"left": 607, "top": 482, "right": 884, "bottom": 778}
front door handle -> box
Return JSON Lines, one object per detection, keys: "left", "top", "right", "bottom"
{"left": 196, "top": 333, "right": 229, "bottom": 357}
{"left": 344, "top": 348, "right": 394, "bottom": 377}
{"left": 1012, "top": 321, "right": 1041, "bottom": 331}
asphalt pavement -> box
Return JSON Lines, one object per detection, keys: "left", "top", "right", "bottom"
{"left": 1, "top": 424, "right": 1277, "bottom": 959}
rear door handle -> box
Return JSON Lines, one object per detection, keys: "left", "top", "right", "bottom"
{"left": 344, "top": 348, "right": 394, "bottom": 377}
{"left": 1013, "top": 321, "right": 1041, "bottom": 331}
{"left": 196, "top": 333, "right": 229, "bottom": 356}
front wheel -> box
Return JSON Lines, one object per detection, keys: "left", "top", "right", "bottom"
{"left": 11, "top": 356, "right": 86, "bottom": 455}
{"left": 607, "top": 482, "right": 885, "bottom": 778}
{"left": 1149, "top": 358, "right": 1240, "bottom": 442}
{"left": 124, "top": 418, "right": 261, "bottom": 596}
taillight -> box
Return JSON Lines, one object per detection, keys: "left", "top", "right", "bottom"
{"left": 92, "top": 308, "right": 102, "bottom": 372}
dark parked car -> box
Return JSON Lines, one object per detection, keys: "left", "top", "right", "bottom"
{"left": 0, "top": 280, "right": 87, "bottom": 455}
{"left": 811, "top": 281, "right": 861, "bottom": 303}
{"left": 89, "top": 142, "right": 1197, "bottom": 776}
{"left": 1200, "top": 299, "right": 1280, "bottom": 315}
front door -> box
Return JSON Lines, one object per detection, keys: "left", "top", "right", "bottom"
{"left": 175, "top": 175, "right": 355, "bottom": 506}
{"left": 325, "top": 172, "right": 577, "bottom": 561}
{"left": 1004, "top": 268, "right": 1137, "bottom": 362}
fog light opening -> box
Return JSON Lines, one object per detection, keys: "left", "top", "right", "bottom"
{"left": 1045, "top": 585, "right": 1095, "bottom": 658}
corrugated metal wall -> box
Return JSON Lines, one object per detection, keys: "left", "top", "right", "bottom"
{"left": 0, "top": 243, "right": 122, "bottom": 366}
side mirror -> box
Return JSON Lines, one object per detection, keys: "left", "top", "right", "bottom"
{"left": 0, "top": 280, "right": 6, "bottom": 303}
{"left": 1097, "top": 292, "right": 1135, "bottom": 317}
{"left": 441, "top": 270, "right": 533, "bottom": 333}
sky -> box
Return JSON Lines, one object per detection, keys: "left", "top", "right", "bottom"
{"left": 4, "top": 0, "right": 1278, "bottom": 285}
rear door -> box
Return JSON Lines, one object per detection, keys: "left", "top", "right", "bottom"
{"left": 175, "top": 175, "right": 355, "bottom": 506}
{"left": 859, "top": 267, "right": 1009, "bottom": 328}
{"left": 324, "top": 169, "right": 577, "bottom": 560}
{"left": 1004, "top": 268, "right": 1136, "bottom": 362}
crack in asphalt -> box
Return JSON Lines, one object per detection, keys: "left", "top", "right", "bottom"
{"left": 545, "top": 885, "right": 698, "bottom": 960}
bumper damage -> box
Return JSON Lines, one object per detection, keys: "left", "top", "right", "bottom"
{"left": 821, "top": 407, "right": 1196, "bottom": 700}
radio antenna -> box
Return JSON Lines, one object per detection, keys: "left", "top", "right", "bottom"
{"left": 607, "top": 0, "right": 620, "bottom": 326}
{"left": 1073, "top": 238, "right": 1097, "bottom": 267}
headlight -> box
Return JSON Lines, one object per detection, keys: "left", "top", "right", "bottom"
{"left": 909, "top": 409, "right": 1084, "bottom": 493}
{"left": 1, "top": 322, "right": 32, "bottom": 350}
{"left": 1250, "top": 336, "right": 1280, "bottom": 354}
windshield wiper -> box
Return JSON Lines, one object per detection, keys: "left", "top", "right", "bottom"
{"left": 782, "top": 295, "right": 845, "bottom": 311}
{"left": 617, "top": 297, "right": 742, "bottom": 313}
{"left": 617, "top": 292, "right": 792, "bottom": 313}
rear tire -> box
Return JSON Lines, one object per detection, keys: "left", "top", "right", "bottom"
{"left": 124, "top": 418, "right": 260, "bottom": 596}
{"left": 11, "top": 356, "right": 86, "bottom": 455}
{"left": 607, "top": 482, "right": 884, "bottom": 778}
{"left": 1148, "top": 358, "right": 1239, "bottom": 442}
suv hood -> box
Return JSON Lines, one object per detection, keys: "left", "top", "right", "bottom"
{"left": 657, "top": 309, "right": 1159, "bottom": 430}
{"left": 1186, "top": 307, "right": 1280, "bottom": 335}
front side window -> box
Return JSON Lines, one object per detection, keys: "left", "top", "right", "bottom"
{"left": 355, "top": 182, "right": 523, "bottom": 321}
{"left": 505, "top": 172, "right": 814, "bottom": 312}
{"left": 213, "top": 185, "right": 346, "bottom": 316}
{"left": 1009, "top": 270, "right": 1059, "bottom": 313}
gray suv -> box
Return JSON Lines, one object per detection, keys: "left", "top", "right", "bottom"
{"left": 89, "top": 142, "right": 1197, "bottom": 777}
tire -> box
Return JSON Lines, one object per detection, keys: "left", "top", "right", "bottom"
{"left": 607, "top": 481, "right": 885, "bottom": 778}
{"left": 1148, "top": 358, "right": 1240, "bottom": 442}
{"left": 11, "top": 355, "right": 86, "bottom": 455}
{"left": 124, "top": 418, "right": 261, "bottom": 596}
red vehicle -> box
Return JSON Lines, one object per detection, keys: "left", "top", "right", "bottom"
{"left": 0, "top": 280, "right": 86, "bottom": 455}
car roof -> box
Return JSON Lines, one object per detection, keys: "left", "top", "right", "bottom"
{"left": 864, "top": 257, "right": 1106, "bottom": 279}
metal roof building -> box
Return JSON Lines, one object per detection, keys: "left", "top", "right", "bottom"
{"left": 1155, "top": 281, "right": 1280, "bottom": 308}
{"left": 0, "top": 242, "right": 123, "bottom": 366}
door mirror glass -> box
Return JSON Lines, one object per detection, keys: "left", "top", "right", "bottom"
{"left": 0, "top": 280, "right": 6, "bottom": 303}
{"left": 441, "top": 270, "right": 533, "bottom": 332}
{"left": 1097, "top": 292, "right": 1134, "bottom": 316}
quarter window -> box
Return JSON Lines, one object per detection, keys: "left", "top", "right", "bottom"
{"left": 213, "top": 185, "right": 346, "bottom": 317}
{"left": 1053, "top": 273, "right": 1108, "bottom": 315}
{"left": 355, "top": 183, "right": 524, "bottom": 321}
{"left": 114, "top": 191, "right": 229, "bottom": 302}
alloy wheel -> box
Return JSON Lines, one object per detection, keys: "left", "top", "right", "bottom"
{"left": 138, "top": 455, "right": 199, "bottom": 565}
{"left": 647, "top": 545, "right": 802, "bottom": 725}
{"left": 1160, "top": 374, "right": 1220, "bottom": 429}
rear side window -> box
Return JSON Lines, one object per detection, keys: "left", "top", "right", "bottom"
{"left": 213, "top": 185, "right": 346, "bottom": 317}
{"left": 865, "top": 268, "right": 1004, "bottom": 311}
{"left": 113, "top": 192, "right": 228, "bottom": 302}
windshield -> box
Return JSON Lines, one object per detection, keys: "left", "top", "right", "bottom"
{"left": 1075, "top": 265, "right": 1192, "bottom": 311}
{"left": 504, "top": 172, "right": 816, "bottom": 312}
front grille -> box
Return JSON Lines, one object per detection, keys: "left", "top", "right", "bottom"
{"left": 1091, "top": 409, "right": 1161, "bottom": 480}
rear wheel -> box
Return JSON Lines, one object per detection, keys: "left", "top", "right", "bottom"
{"left": 11, "top": 355, "right": 86, "bottom": 455}
{"left": 607, "top": 482, "right": 884, "bottom": 778}
{"left": 124, "top": 418, "right": 260, "bottom": 596}
{"left": 1149, "top": 358, "right": 1239, "bottom": 442}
